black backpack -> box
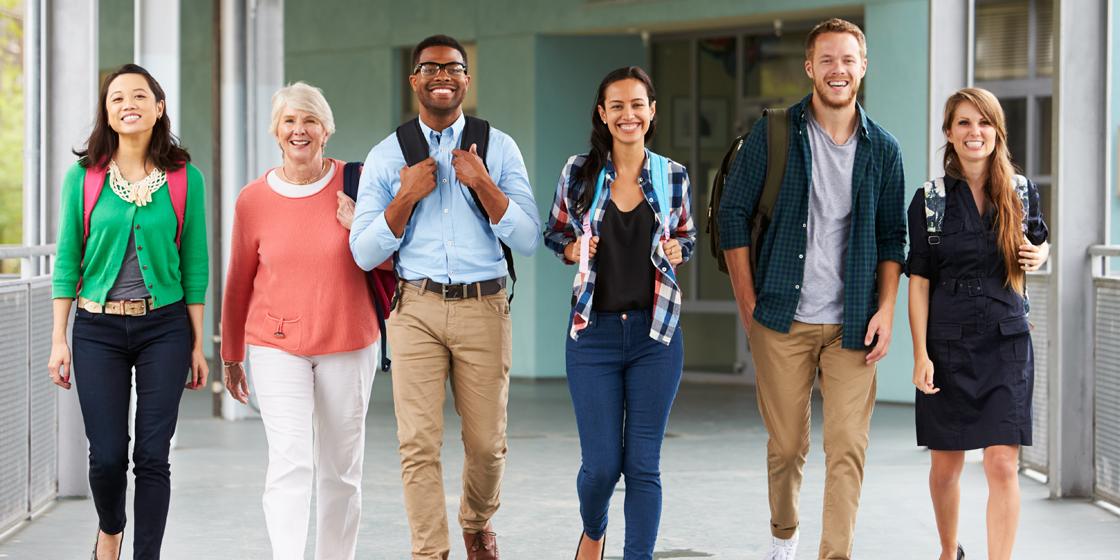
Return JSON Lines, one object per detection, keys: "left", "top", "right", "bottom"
{"left": 394, "top": 116, "right": 516, "bottom": 301}
{"left": 707, "top": 108, "right": 790, "bottom": 276}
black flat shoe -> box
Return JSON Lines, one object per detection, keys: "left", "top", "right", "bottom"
{"left": 91, "top": 530, "right": 122, "bottom": 560}
{"left": 957, "top": 543, "right": 965, "bottom": 559}
{"left": 574, "top": 532, "right": 605, "bottom": 560}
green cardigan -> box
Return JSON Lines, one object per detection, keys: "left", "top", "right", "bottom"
{"left": 53, "top": 161, "right": 209, "bottom": 308}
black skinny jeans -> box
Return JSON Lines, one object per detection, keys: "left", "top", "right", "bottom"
{"left": 72, "top": 300, "right": 191, "bottom": 560}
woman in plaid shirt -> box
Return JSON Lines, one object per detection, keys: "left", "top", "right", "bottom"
{"left": 544, "top": 66, "right": 696, "bottom": 560}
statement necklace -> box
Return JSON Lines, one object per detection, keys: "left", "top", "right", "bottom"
{"left": 108, "top": 160, "right": 166, "bottom": 207}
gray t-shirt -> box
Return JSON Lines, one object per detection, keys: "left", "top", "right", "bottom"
{"left": 794, "top": 111, "right": 856, "bottom": 324}
{"left": 106, "top": 232, "right": 151, "bottom": 300}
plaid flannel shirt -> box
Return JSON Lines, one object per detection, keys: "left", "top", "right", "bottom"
{"left": 717, "top": 95, "right": 907, "bottom": 350}
{"left": 544, "top": 151, "right": 697, "bottom": 345}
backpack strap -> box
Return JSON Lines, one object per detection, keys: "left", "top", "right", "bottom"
{"left": 395, "top": 118, "right": 429, "bottom": 167}
{"left": 82, "top": 165, "right": 108, "bottom": 246}
{"left": 647, "top": 151, "right": 673, "bottom": 240}
{"left": 922, "top": 177, "right": 947, "bottom": 244}
{"left": 167, "top": 166, "right": 188, "bottom": 248}
{"left": 758, "top": 108, "right": 789, "bottom": 225}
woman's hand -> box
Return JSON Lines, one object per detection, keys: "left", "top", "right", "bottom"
{"left": 1018, "top": 240, "right": 1049, "bottom": 271}
{"left": 48, "top": 340, "right": 72, "bottom": 390}
{"left": 661, "top": 239, "right": 683, "bottom": 266}
{"left": 187, "top": 347, "right": 209, "bottom": 390}
{"left": 223, "top": 362, "right": 250, "bottom": 404}
{"left": 564, "top": 236, "right": 599, "bottom": 263}
{"left": 336, "top": 191, "right": 355, "bottom": 230}
{"left": 913, "top": 355, "right": 939, "bottom": 395}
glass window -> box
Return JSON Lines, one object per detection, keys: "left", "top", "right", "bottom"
{"left": 679, "top": 312, "right": 739, "bottom": 374}
{"left": 1037, "top": 96, "right": 1051, "bottom": 176}
{"left": 975, "top": 0, "right": 1030, "bottom": 81}
{"left": 1002, "top": 97, "right": 1027, "bottom": 171}
{"left": 1035, "top": 0, "right": 1053, "bottom": 78}
{"left": 650, "top": 39, "right": 694, "bottom": 296}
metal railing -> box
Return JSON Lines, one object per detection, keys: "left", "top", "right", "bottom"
{"left": 0, "top": 246, "right": 57, "bottom": 536}
{"left": 1021, "top": 269, "right": 1051, "bottom": 476}
{"left": 1090, "top": 245, "right": 1120, "bottom": 505}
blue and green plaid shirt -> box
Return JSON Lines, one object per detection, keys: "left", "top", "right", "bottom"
{"left": 718, "top": 95, "right": 907, "bottom": 350}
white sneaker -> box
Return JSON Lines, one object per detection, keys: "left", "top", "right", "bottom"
{"left": 763, "top": 532, "right": 799, "bottom": 560}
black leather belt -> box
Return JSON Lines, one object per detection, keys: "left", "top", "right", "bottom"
{"left": 406, "top": 278, "right": 506, "bottom": 300}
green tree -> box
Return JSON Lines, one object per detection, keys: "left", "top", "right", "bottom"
{"left": 0, "top": 0, "right": 23, "bottom": 253}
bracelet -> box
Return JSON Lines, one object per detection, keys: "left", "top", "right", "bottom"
{"left": 222, "top": 360, "right": 241, "bottom": 368}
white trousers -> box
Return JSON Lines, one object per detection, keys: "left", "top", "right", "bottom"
{"left": 248, "top": 343, "right": 377, "bottom": 560}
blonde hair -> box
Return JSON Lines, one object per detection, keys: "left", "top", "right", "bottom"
{"left": 941, "top": 87, "right": 1025, "bottom": 295}
{"left": 805, "top": 18, "right": 867, "bottom": 60}
{"left": 269, "top": 82, "right": 336, "bottom": 139}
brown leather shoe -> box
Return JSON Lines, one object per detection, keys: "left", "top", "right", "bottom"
{"left": 463, "top": 522, "right": 499, "bottom": 560}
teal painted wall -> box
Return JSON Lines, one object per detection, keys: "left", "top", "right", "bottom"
{"left": 284, "top": 0, "right": 932, "bottom": 398}
{"left": 531, "top": 35, "right": 648, "bottom": 377}
{"left": 98, "top": 0, "right": 132, "bottom": 74}
{"left": 863, "top": 0, "right": 929, "bottom": 402}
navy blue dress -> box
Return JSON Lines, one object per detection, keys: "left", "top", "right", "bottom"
{"left": 906, "top": 175, "right": 1049, "bottom": 450}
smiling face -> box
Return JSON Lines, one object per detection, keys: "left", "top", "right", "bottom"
{"left": 409, "top": 45, "right": 470, "bottom": 116}
{"left": 597, "top": 78, "right": 656, "bottom": 147}
{"left": 805, "top": 32, "right": 866, "bottom": 110}
{"left": 945, "top": 100, "right": 998, "bottom": 167}
{"left": 275, "top": 106, "right": 329, "bottom": 165}
{"left": 105, "top": 73, "right": 163, "bottom": 137}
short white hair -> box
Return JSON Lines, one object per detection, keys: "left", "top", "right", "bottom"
{"left": 269, "top": 82, "right": 336, "bottom": 138}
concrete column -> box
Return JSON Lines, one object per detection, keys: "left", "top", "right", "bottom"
{"left": 927, "top": 0, "right": 970, "bottom": 178}
{"left": 219, "top": 0, "right": 254, "bottom": 420}
{"left": 247, "top": 0, "right": 284, "bottom": 176}
{"left": 135, "top": 0, "right": 180, "bottom": 135}
{"left": 43, "top": 0, "right": 100, "bottom": 498}
{"left": 1050, "top": 0, "right": 1108, "bottom": 498}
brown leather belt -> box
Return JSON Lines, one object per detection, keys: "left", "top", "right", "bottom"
{"left": 406, "top": 278, "right": 505, "bottom": 300}
{"left": 77, "top": 296, "right": 154, "bottom": 316}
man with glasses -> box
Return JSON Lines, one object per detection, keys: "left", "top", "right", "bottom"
{"left": 349, "top": 34, "right": 539, "bottom": 560}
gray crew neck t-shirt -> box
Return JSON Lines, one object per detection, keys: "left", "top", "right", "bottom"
{"left": 106, "top": 232, "right": 151, "bottom": 300}
{"left": 794, "top": 111, "right": 856, "bottom": 324}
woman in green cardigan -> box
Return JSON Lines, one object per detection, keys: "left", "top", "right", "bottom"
{"left": 46, "top": 64, "right": 208, "bottom": 560}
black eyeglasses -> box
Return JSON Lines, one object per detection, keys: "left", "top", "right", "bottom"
{"left": 413, "top": 61, "right": 468, "bottom": 78}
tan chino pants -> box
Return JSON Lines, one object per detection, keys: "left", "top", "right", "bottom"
{"left": 386, "top": 282, "right": 513, "bottom": 560}
{"left": 750, "top": 320, "right": 877, "bottom": 560}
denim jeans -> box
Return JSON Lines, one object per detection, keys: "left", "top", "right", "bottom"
{"left": 565, "top": 309, "right": 683, "bottom": 560}
{"left": 72, "top": 300, "right": 191, "bottom": 560}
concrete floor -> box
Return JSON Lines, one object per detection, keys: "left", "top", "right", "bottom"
{"left": 1, "top": 377, "right": 1118, "bottom": 559}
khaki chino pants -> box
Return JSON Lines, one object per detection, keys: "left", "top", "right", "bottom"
{"left": 750, "top": 320, "right": 877, "bottom": 560}
{"left": 386, "top": 282, "right": 512, "bottom": 560}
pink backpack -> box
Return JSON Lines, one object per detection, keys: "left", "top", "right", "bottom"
{"left": 75, "top": 165, "right": 188, "bottom": 295}
{"left": 82, "top": 164, "right": 188, "bottom": 248}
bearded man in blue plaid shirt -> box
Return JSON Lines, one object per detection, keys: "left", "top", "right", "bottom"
{"left": 718, "top": 19, "right": 906, "bottom": 560}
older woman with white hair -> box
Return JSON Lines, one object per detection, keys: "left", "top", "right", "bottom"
{"left": 220, "top": 82, "right": 379, "bottom": 560}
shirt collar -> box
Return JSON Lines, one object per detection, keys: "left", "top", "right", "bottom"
{"left": 794, "top": 93, "right": 871, "bottom": 139}
{"left": 603, "top": 148, "right": 652, "bottom": 180}
{"left": 417, "top": 112, "right": 466, "bottom": 145}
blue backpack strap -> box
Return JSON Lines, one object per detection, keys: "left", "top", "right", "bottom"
{"left": 647, "top": 151, "right": 673, "bottom": 236}
{"left": 923, "top": 177, "right": 947, "bottom": 245}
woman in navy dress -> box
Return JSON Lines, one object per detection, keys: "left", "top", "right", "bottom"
{"left": 906, "top": 87, "right": 1049, "bottom": 560}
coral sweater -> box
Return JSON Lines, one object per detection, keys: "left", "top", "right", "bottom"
{"left": 221, "top": 159, "right": 378, "bottom": 362}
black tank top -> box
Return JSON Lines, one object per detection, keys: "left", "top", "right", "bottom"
{"left": 593, "top": 200, "right": 656, "bottom": 312}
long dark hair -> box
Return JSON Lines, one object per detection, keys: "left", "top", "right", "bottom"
{"left": 941, "top": 88, "right": 1024, "bottom": 294}
{"left": 74, "top": 64, "right": 190, "bottom": 171}
{"left": 574, "top": 66, "right": 657, "bottom": 215}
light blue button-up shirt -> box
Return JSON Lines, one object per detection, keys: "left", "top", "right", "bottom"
{"left": 349, "top": 113, "right": 540, "bottom": 283}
